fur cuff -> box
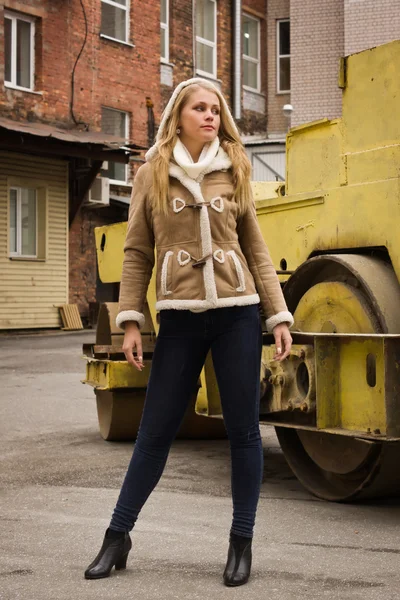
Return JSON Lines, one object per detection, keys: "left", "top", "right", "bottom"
{"left": 266, "top": 311, "right": 294, "bottom": 332}
{"left": 116, "top": 310, "right": 145, "bottom": 331}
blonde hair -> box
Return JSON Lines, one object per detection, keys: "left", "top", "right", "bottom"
{"left": 150, "top": 82, "right": 252, "bottom": 215}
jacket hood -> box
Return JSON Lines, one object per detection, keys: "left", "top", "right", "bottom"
{"left": 145, "top": 78, "right": 241, "bottom": 162}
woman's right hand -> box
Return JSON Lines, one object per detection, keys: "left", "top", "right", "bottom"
{"left": 122, "top": 321, "right": 144, "bottom": 371}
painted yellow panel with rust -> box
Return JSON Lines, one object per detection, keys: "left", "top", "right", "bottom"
{"left": 342, "top": 41, "right": 400, "bottom": 153}
{"left": 95, "top": 221, "right": 127, "bottom": 284}
{"left": 85, "top": 359, "right": 149, "bottom": 390}
{"left": 256, "top": 40, "right": 400, "bottom": 287}
{"left": 315, "top": 338, "right": 386, "bottom": 434}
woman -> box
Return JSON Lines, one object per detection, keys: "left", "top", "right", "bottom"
{"left": 85, "top": 78, "right": 293, "bottom": 586}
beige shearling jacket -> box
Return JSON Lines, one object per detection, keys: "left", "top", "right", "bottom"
{"left": 116, "top": 156, "right": 293, "bottom": 332}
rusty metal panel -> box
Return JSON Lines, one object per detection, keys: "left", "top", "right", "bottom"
{"left": 315, "top": 336, "right": 386, "bottom": 435}
{"left": 260, "top": 343, "right": 315, "bottom": 415}
{"left": 314, "top": 338, "right": 341, "bottom": 430}
{"left": 0, "top": 116, "right": 127, "bottom": 148}
{"left": 384, "top": 338, "right": 400, "bottom": 438}
{"left": 252, "top": 41, "right": 400, "bottom": 285}
{"left": 95, "top": 223, "right": 127, "bottom": 284}
{"left": 84, "top": 359, "right": 149, "bottom": 390}
{"left": 261, "top": 333, "right": 400, "bottom": 441}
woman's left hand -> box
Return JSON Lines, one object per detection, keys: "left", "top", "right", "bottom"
{"left": 273, "top": 323, "right": 292, "bottom": 361}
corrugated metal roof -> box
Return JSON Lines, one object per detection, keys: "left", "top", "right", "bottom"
{"left": 242, "top": 134, "right": 286, "bottom": 147}
{"left": 0, "top": 117, "right": 144, "bottom": 152}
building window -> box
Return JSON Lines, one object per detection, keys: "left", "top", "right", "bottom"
{"left": 101, "top": 0, "right": 129, "bottom": 43}
{"left": 101, "top": 108, "right": 129, "bottom": 183}
{"left": 243, "top": 14, "right": 260, "bottom": 91}
{"left": 4, "top": 11, "right": 35, "bottom": 91}
{"left": 9, "top": 187, "right": 37, "bottom": 257}
{"left": 161, "top": 0, "right": 169, "bottom": 62}
{"left": 196, "top": 0, "right": 217, "bottom": 77}
{"left": 277, "top": 19, "right": 290, "bottom": 93}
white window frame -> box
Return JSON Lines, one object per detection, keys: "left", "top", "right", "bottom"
{"left": 4, "top": 10, "right": 35, "bottom": 92}
{"left": 242, "top": 13, "right": 261, "bottom": 93}
{"left": 160, "top": 0, "right": 169, "bottom": 63}
{"left": 9, "top": 187, "right": 38, "bottom": 258}
{"left": 100, "top": 0, "right": 130, "bottom": 44}
{"left": 277, "top": 19, "right": 290, "bottom": 94}
{"left": 101, "top": 107, "right": 130, "bottom": 184}
{"left": 196, "top": 0, "right": 217, "bottom": 78}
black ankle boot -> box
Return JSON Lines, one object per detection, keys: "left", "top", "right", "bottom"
{"left": 84, "top": 528, "right": 132, "bottom": 580}
{"left": 223, "top": 533, "right": 252, "bottom": 587}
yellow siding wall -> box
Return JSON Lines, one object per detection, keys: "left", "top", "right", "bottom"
{"left": 0, "top": 151, "right": 68, "bottom": 329}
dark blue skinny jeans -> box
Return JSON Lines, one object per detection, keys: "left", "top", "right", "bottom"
{"left": 109, "top": 305, "right": 263, "bottom": 538}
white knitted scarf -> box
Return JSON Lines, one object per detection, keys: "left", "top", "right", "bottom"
{"left": 172, "top": 136, "right": 220, "bottom": 180}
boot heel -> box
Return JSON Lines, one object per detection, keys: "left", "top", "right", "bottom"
{"left": 115, "top": 552, "right": 129, "bottom": 570}
{"left": 84, "top": 530, "right": 132, "bottom": 579}
{"left": 223, "top": 535, "right": 252, "bottom": 587}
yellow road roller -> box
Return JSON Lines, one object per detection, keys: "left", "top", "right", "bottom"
{"left": 84, "top": 40, "right": 400, "bottom": 502}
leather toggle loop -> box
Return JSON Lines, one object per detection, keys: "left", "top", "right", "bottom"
{"left": 177, "top": 250, "right": 191, "bottom": 266}
{"left": 173, "top": 198, "right": 186, "bottom": 213}
{"left": 213, "top": 249, "right": 225, "bottom": 264}
{"left": 210, "top": 196, "right": 224, "bottom": 213}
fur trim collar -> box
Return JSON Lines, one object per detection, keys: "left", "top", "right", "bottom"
{"left": 169, "top": 164, "right": 204, "bottom": 203}
{"left": 169, "top": 146, "right": 232, "bottom": 202}
{"left": 173, "top": 137, "right": 220, "bottom": 180}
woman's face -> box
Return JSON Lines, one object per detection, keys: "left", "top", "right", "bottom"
{"left": 178, "top": 88, "right": 221, "bottom": 146}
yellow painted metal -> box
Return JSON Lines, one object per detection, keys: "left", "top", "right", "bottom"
{"left": 252, "top": 180, "right": 283, "bottom": 201}
{"left": 255, "top": 41, "right": 400, "bottom": 286}
{"left": 85, "top": 359, "right": 149, "bottom": 391}
{"left": 342, "top": 42, "right": 400, "bottom": 154}
{"left": 315, "top": 337, "right": 386, "bottom": 434}
{"left": 289, "top": 268, "right": 388, "bottom": 435}
{"left": 95, "top": 222, "right": 127, "bottom": 284}
{"left": 294, "top": 282, "right": 376, "bottom": 334}
{"left": 196, "top": 352, "right": 222, "bottom": 416}
{"left": 146, "top": 271, "right": 158, "bottom": 333}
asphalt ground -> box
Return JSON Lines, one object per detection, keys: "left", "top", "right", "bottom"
{"left": 1, "top": 331, "right": 400, "bottom": 600}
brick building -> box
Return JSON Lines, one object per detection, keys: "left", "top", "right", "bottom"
{"left": 1, "top": 0, "right": 284, "bottom": 329}
{"left": 278, "top": 0, "right": 400, "bottom": 128}
{"left": 0, "top": 0, "right": 158, "bottom": 328}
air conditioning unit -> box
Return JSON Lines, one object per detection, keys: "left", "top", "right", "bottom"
{"left": 87, "top": 177, "right": 110, "bottom": 206}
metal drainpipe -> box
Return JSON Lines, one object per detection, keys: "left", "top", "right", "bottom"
{"left": 233, "top": 0, "right": 242, "bottom": 120}
{"left": 192, "top": 0, "right": 197, "bottom": 77}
